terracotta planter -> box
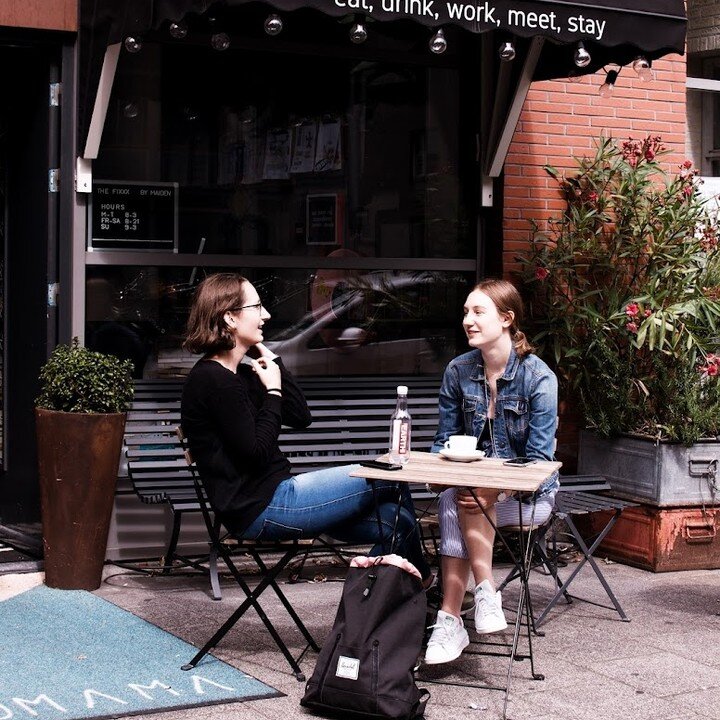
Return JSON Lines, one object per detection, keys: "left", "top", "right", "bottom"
{"left": 35, "top": 408, "right": 126, "bottom": 590}
{"left": 576, "top": 430, "right": 720, "bottom": 571}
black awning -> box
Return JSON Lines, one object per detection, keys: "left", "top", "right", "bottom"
{"left": 78, "top": 0, "right": 686, "bottom": 158}
{"left": 146, "top": 0, "right": 686, "bottom": 59}
{"left": 90, "top": 0, "right": 687, "bottom": 57}
{"left": 84, "top": 0, "right": 686, "bottom": 85}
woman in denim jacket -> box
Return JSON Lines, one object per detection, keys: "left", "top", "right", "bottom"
{"left": 425, "top": 278, "right": 558, "bottom": 665}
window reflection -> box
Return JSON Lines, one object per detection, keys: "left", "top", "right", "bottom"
{"left": 85, "top": 267, "right": 472, "bottom": 378}
{"left": 95, "top": 43, "right": 475, "bottom": 259}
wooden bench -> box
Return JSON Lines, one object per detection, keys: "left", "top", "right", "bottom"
{"left": 123, "top": 376, "right": 442, "bottom": 596}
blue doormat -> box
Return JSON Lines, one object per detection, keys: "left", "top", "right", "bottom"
{"left": 0, "top": 584, "right": 281, "bottom": 719}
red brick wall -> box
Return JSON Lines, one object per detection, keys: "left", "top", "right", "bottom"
{"left": 503, "top": 55, "right": 687, "bottom": 469}
{"left": 0, "top": 0, "right": 77, "bottom": 31}
{"left": 504, "top": 54, "right": 688, "bottom": 275}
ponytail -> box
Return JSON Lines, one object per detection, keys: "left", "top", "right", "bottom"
{"left": 510, "top": 328, "right": 534, "bottom": 358}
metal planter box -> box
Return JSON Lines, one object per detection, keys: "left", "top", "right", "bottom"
{"left": 577, "top": 431, "right": 720, "bottom": 507}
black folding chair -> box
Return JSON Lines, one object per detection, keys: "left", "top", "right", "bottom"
{"left": 499, "top": 476, "right": 637, "bottom": 628}
{"left": 176, "top": 428, "right": 320, "bottom": 681}
{"left": 535, "top": 485, "right": 637, "bottom": 626}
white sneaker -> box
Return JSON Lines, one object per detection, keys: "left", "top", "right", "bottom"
{"left": 474, "top": 579, "right": 508, "bottom": 634}
{"left": 424, "top": 610, "right": 469, "bottom": 665}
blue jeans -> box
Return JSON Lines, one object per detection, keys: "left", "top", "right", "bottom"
{"left": 241, "top": 464, "right": 431, "bottom": 580}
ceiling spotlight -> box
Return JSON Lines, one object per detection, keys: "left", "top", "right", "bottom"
{"left": 168, "top": 21, "right": 188, "bottom": 39}
{"left": 498, "top": 41, "right": 516, "bottom": 62}
{"left": 599, "top": 69, "right": 619, "bottom": 97}
{"left": 210, "top": 32, "right": 230, "bottom": 51}
{"left": 429, "top": 28, "right": 447, "bottom": 55}
{"left": 574, "top": 41, "right": 591, "bottom": 68}
{"left": 123, "top": 36, "right": 143, "bottom": 53}
{"left": 349, "top": 21, "right": 368, "bottom": 44}
{"left": 632, "top": 56, "right": 653, "bottom": 81}
{"left": 264, "top": 14, "right": 283, "bottom": 36}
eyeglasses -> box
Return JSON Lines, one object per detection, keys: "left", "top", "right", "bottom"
{"left": 229, "top": 301, "right": 263, "bottom": 313}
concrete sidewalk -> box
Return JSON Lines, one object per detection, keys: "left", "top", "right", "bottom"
{"left": 5, "top": 558, "right": 720, "bottom": 720}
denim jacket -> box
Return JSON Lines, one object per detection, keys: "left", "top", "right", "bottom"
{"left": 431, "top": 347, "right": 559, "bottom": 499}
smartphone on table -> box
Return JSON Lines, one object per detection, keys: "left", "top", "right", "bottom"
{"left": 502, "top": 457, "right": 537, "bottom": 466}
{"left": 360, "top": 459, "right": 403, "bottom": 471}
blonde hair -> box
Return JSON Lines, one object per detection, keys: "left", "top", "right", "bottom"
{"left": 473, "top": 278, "right": 534, "bottom": 357}
{"left": 183, "top": 273, "right": 248, "bottom": 354}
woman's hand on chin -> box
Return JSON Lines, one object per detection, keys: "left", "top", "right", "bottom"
{"left": 250, "top": 356, "right": 282, "bottom": 389}
{"left": 251, "top": 342, "right": 278, "bottom": 361}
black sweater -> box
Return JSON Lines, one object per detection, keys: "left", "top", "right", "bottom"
{"left": 180, "top": 357, "right": 312, "bottom": 535}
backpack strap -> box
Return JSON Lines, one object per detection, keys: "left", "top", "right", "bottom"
{"left": 412, "top": 688, "right": 431, "bottom": 718}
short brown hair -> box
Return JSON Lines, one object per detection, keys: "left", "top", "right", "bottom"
{"left": 474, "top": 278, "right": 534, "bottom": 357}
{"left": 183, "top": 273, "right": 248, "bottom": 354}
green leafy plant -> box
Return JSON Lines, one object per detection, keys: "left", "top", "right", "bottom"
{"left": 519, "top": 135, "right": 720, "bottom": 444}
{"left": 36, "top": 339, "right": 134, "bottom": 413}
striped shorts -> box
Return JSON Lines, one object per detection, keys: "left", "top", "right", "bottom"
{"left": 438, "top": 487, "right": 557, "bottom": 559}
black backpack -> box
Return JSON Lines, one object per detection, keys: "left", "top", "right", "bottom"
{"left": 301, "top": 557, "right": 429, "bottom": 720}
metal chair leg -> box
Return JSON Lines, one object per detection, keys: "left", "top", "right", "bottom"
{"left": 208, "top": 546, "right": 222, "bottom": 601}
{"left": 182, "top": 543, "right": 318, "bottom": 681}
{"left": 535, "top": 510, "right": 629, "bottom": 626}
{"left": 161, "top": 511, "right": 183, "bottom": 574}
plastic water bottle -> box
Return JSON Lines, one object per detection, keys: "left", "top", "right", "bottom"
{"left": 389, "top": 385, "right": 411, "bottom": 465}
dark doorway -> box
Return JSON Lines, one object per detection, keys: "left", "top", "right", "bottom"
{"left": 0, "top": 44, "right": 59, "bottom": 550}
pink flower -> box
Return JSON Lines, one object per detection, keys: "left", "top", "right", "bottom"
{"left": 706, "top": 364, "right": 718, "bottom": 377}
{"left": 683, "top": 185, "right": 693, "bottom": 197}
{"left": 645, "top": 148, "right": 655, "bottom": 161}
{"left": 535, "top": 266, "right": 549, "bottom": 281}
{"left": 682, "top": 160, "right": 693, "bottom": 169}
{"left": 626, "top": 322, "right": 638, "bottom": 333}
{"left": 701, "top": 226, "right": 718, "bottom": 253}
{"left": 625, "top": 303, "right": 639, "bottom": 317}
{"left": 644, "top": 309, "right": 652, "bottom": 317}
{"left": 587, "top": 191, "right": 598, "bottom": 202}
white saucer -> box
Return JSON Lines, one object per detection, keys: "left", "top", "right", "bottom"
{"left": 439, "top": 449, "right": 486, "bottom": 463}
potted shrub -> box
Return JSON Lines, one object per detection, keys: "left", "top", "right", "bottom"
{"left": 519, "top": 135, "right": 720, "bottom": 510}
{"left": 35, "top": 339, "right": 134, "bottom": 590}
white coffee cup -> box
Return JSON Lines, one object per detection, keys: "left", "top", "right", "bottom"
{"left": 443, "top": 435, "right": 478, "bottom": 454}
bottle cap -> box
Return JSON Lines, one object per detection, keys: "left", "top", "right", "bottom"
{"left": 397, "top": 385, "right": 408, "bottom": 395}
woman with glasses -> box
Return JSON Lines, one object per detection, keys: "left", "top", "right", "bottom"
{"left": 180, "top": 273, "right": 432, "bottom": 583}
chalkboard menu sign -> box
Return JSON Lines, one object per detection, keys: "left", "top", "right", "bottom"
{"left": 89, "top": 181, "right": 178, "bottom": 252}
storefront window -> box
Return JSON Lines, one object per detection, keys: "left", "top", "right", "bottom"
{"left": 89, "top": 15, "right": 478, "bottom": 377}
{"left": 85, "top": 266, "right": 472, "bottom": 378}
{"left": 95, "top": 42, "right": 475, "bottom": 260}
